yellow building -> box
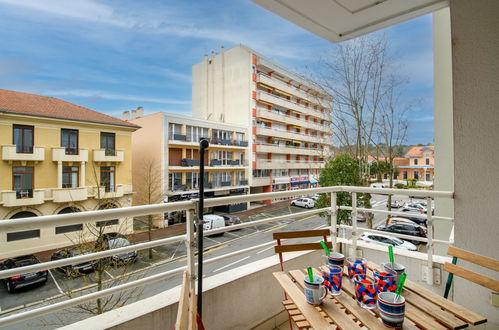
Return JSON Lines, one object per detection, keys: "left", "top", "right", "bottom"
{"left": 0, "top": 89, "right": 139, "bottom": 259}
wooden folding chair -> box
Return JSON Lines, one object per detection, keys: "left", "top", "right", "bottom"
{"left": 175, "top": 271, "right": 200, "bottom": 330}
{"left": 273, "top": 229, "right": 333, "bottom": 330}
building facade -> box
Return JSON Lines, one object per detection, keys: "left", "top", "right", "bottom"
{"left": 128, "top": 111, "right": 250, "bottom": 222}
{"left": 0, "top": 89, "right": 139, "bottom": 259}
{"left": 192, "top": 45, "right": 332, "bottom": 199}
{"left": 396, "top": 146, "right": 435, "bottom": 182}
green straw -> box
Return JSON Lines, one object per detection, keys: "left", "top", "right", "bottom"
{"left": 320, "top": 241, "right": 330, "bottom": 256}
{"left": 307, "top": 267, "right": 314, "bottom": 283}
{"left": 395, "top": 273, "right": 407, "bottom": 301}
{"left": 388, "top": 245, "right": 394, "bottom": 266}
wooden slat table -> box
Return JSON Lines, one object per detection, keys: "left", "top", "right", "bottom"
{"left": 273, "top": 263, "right": 486, "bottom": 330}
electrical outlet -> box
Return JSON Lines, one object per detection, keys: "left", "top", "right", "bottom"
{"left": 421, "top": 265, "right": 441, "bottom": 284}
{"left": 421, "top": 265, "right": 429, "bottom": 282}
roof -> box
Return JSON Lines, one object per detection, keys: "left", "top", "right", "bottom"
{"left": 405, "top": 146, "right": 434, "bottom": 157}
{"left": 0, "top": 89, "right": 140, "bottom": 129}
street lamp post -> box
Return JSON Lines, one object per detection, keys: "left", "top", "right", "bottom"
{"left": 197, "top": 138, "right": 209, "bottom": 318}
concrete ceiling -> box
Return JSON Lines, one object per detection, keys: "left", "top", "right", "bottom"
{"left": 252, "top": 0, "right": 448, "bottom": 42}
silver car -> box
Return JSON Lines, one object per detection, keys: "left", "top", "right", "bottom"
{"left": 358, "top": 232, "right": 417, "bottom": 251}
{"left": 291, "top": 198, "right": 315, "bottom": 209}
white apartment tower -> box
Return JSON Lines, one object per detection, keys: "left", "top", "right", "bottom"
{"left": 192, "top": 45, "right": 332, "bottom": 199}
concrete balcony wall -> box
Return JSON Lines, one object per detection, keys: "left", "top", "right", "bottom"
{"left": 252, "top": 177, "right": 271, "bottom": 186}
{"left": 96, "top": 184, "right": 125, "bottom": 199}
{"left": 256, "top": 160, "right": 323, "bottom": 170}
{"left": 52, "top": 187, "right": 88, "bottom": 203}
{"left": 256, "top": 108, "right": 328, "bottom": 133}
{"left": 256, "top": 127, "right": 322, "bottom": 144}
{"left": 258, "top": 73, "right": 319, "bottom": 105}
{"left": 52, "top": 148, "right": 89, "bottom": 162}
{"left": 258, "top": 92, "right": 329, "bottom": 121}
{"left": 93, "top": 149, "right": 124, "bottom": 162}
{"left": 255, "top": 144, "right": 322, "bottom": 156}
{"left": 62, "top": 250, "right": 324, "bottom": 330}
{"left": 169, "top": 140, "right": 247, "bottom": 151}
{"left": 2, "top": 145, "right": 45, "bottom": 162}
{"left": 1, "top": 190, "right": 45, "bottom": 207}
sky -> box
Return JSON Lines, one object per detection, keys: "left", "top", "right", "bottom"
{"left": 0, "top": 0, "right": 434, "bottom": 145}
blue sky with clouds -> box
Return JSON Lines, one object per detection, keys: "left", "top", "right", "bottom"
{"left": 0, "top": 0, "right": 434, "bottom": 144}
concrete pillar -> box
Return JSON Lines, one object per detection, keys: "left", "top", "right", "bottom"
{"left": 57, "top": 161, "right": 62, "bottom": 188}
{"left": 80, "top": 162, "right": 86, "bottom": 187}
{"left": 447, "top": 0, "right": 499, "bottom": 324}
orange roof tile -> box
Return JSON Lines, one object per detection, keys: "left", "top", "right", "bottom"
{"left": 0, "top": 89, "right": 139, "bottom": 129}
{"left": 405, "top": 146, "right": 434, "bottom": 157}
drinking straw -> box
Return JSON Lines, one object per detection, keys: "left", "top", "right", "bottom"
{"left": 307, "top": 267, "right": 314, "bottom": 283}
{"left": 388, "top": 245, "right": 394, "bottom": 267}
{"left": 395, "top": 273, "right": 407, "bottom": 302}
{"left": 320, "top": 241, "right": 330, "bottom": 256}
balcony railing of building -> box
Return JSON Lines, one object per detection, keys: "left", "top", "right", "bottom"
{"left": 255, "top": 142, "right": 323, "bottom": 151}
{"left": 0, "top": 186, "right": 453, "bottom": 328}
{"left": 169, "top": 135, "right": 249, "bottom": 147}
{"left": 257, "top": 90, "right": 330, "bottom": 120}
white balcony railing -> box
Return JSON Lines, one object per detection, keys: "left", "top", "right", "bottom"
{"left": 0, "top": 186, "right": 454, "bottom": 328}
{"left": 257, "top": 91, "right": 330, "bottom": 121}
{"left": 2, "top": 145, "right": 45, "bottom": 162}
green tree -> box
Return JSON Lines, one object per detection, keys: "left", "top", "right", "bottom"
{"left": 369, "top": 160, "right": 391, "bottom": 181}
{"left": 316, "top": 154, "right": 371, "bottom": 225}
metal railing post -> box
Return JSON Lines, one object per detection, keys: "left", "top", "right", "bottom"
{"left": 351, "top": 192, "right": 358, "bottom": 256}
{"left": 426, "top": 197, "right": 434, "bottom": 285}
{"left": 330, "top": 192, "right": 338, "bottom": 251}
{"left": 185, "top": 209, "right": 196, "bottom": 292}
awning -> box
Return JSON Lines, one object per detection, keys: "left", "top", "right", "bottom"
{"left": 257, "top": 100, "right": 273, "bottom": 106}
{"left": 258, "top": 118, "right": 273, "bottom": 123}
{"left": 310, "top": 179, "right": 318, "bottom": 184}
{"left": 257, "top": 82, "right": 274, "bottom": 90}
{"left": 275, "top": 88, "right": 292, "bottom": 97}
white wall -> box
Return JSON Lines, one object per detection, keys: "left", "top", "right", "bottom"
{"left": 450, "top": 0, "right": 499, "bottom": 325}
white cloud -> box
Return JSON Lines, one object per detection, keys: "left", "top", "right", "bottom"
{"left": 45, "top": 89, "right": 191, "bottom": 105}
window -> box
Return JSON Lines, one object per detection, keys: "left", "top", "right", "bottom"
{"left": 168, "top": 123, "right": 183, "bottom": 140}
{"left": 186, "top": 172, "right": 199, "bottom": 190}
{"left": 425, "top": 158, "right": 430, "bottom": 165}
{"left": 96, "top": 203, "right": 119, "bottom": 227}
{"left": 13, "top": 166, "right": 34, "bottom": 198}
{"left": 403, "top": 171, "right": 408, "bottom": 179}
{"left": 414, "top": 159, "right": 419, "bottom": 165}
{"left": 169, "top": 172, "right": 183, "bottom": 190}
{"left": 414, "top": 171, "right": 419, "bottom": 179}
{"left": 186, "top": 125, "right": 209, "bottom": 142}
{"left": 100, "top": 132, "right": 116, "bottom": 155}
{"left": 61, "top": 129, "right": 78, "bottom": 155}
{"left": 100, "top": 166, "right": 115, "bottom": 192}
{"left": 55, "top": 207, "right": 83, "bottom": 234}
{"left": 13, "top": 125, "right": 34, "bottom": 153}
{"left": 7, "top": 212, "right": 39, "bottom": 241}
{"left": 62, "top": 166, "right": 79, "bottom": 188}
{"left": 426, "top": 172, "right": 431, "bottom": 181}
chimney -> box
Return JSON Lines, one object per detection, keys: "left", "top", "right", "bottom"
{"left": 136, "top": 106, "right": 143, "bottom": 118}
{"left": 131, "top": 110, "right": 137, "bottom": 120}
{"left": 122, "top": 111, "right": 130, "bottom": 121}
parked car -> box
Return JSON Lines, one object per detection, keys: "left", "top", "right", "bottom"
{"left": 291, "top": 198, "right": 315, "bottom": 209}
{"left": 358, "top": 233, "right": 417, "bottom": 251}
{"left": 220, "top": 214, "right": 242, "bottom": 230}
{"left": 95, "top": 233, "right": 137, "bottom": 265}
{"left": 51, "top": 247, "right": 97, "bottom": 277}
{"left": 388, "top": 216, "right": 427, "bottom": 227}
{"left": 310, "top": 194, "right": 320, "bottom": 201}
{"left": 0, "top": 255, "right": 48, "bottom": 293}
{"left": 401, "top": 202, "right": 427, "bottom": 213}
{"left": 203, "top": 214, "right": 226, "bottom": 236}
{"left": 386, "top": 200, "right": 402, "bottom": 208}
{"left": 375, "top": 222, "right": 427, "bottom": 245}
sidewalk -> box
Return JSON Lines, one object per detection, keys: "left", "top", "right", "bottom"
{"left": 33, "top": 201, "right": 291, "bottom": 262}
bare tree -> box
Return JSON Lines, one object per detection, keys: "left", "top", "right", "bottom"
{"left": 134, "top": 158, "right": 163, "bottom": 259}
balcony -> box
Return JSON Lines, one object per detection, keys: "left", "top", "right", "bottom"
{"left": 52, "top": 187, "right": 88, "bottom": 203}
{"left": 256, "top": 159, "right": 323, "bottom": 169}
{"left": 255, "top": 142, "right": 323, "bottom": 155}
{"left": 0, "top": 189, "right": 45, "bottom": 207}
{"left": 1, "top": 186, "right": 483, "bottom": 330}
{"left": 93, "top": 149, "right": 124, "bottom": 163}
{"left": 256, "top": 126, "right": 323, "bottom": 144}
{"left": 252, "top": 176, "right": 271, "bottom": 186}
{"left": 52, "top": 147, "right": 88, "bottom": 162}
{"left": 95, "top": 184, "right": 125, "bottom": 199}
{"left": 257, "top": 90, "right": 329, "bottom": 120}
{"left": 181, "top": 158, "right": 200, "bottom": 167}
{"left": 256, "top": 107, "right": 329, "bottom": 133}
{"left": 2, "top": 145, "right": 45, "bottom": 162}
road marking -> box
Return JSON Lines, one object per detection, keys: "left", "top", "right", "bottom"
{"left": 212, "top": 256, "right": 250, "bottom": 273}
{"left": 177, "top": 244, "right": 229, "bottom": 262}
{"left": 225, "top": 231, "right": 241, "bottom": 238}
{"left": 297, "top": 215, "right": 316, "bottom": 222}
{"left": 48, "top": 269, "right": 63, "bottom": 294}
{"left": 204, "top": 237, "right": 219, "bottom": 244}
{"left": 314, "top": 224, "right": 327, "bottom": 229}
{"left": 372, "top": 199, "right": 388, "bottom": 207}
{"left": 256, "top": 245, "right": 275, "bottom": 254}
{"left": 104, "top": 270, "right": 115, "bottom": 280}
{"left": 264, "top": 224, "right": 288, "bottom": 233}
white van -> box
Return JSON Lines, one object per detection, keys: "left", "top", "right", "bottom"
{"left": 203, "top": 215, "right": 225, "bottom": 236}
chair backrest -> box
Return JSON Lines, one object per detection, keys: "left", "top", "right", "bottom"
{"left": 175, "top": 271, "right": 198, "bottom": 330}
{"left": 444, "top": 246, "right": 499, "bottom": 292}
{"left": 273, "top": 229, "right": 332, "bottom": 271}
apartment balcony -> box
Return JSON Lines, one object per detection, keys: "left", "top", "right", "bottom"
{"left": 256, "top": 159, "right": 323, "bottom": 170}
{"left": 52, "top": 147, "right": 88, "bottom": 162}
{"left": 94, "top": 184, "right": 125, "bottom": 199}
{"left": 256, "top": 126, "right": 323, "bottom": 144}
{"left": 256, "top": 107, "right": 329, "bottom": 133}
{"left": 255, "top": 142, "right": 323, "bottom": 156}
{"left": 257, "top": 91, "right": 329, "bottom": 120}
{"left": 1, "top": 145, "right": 45, "bottom": 163}
{"left": 0, "top": 189, "right": 45, "bottom": 207}
{"left": 51, "top": 187, "right": 88, "bottom": 203}
{"left": 93, "top": 149, "right": 124, "bottom": 163}
{"left": 181, "top": 158, "right": 200, "bottom": 167}
{"left": 169, "top": 138, "right": 248, "bottom": 150}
